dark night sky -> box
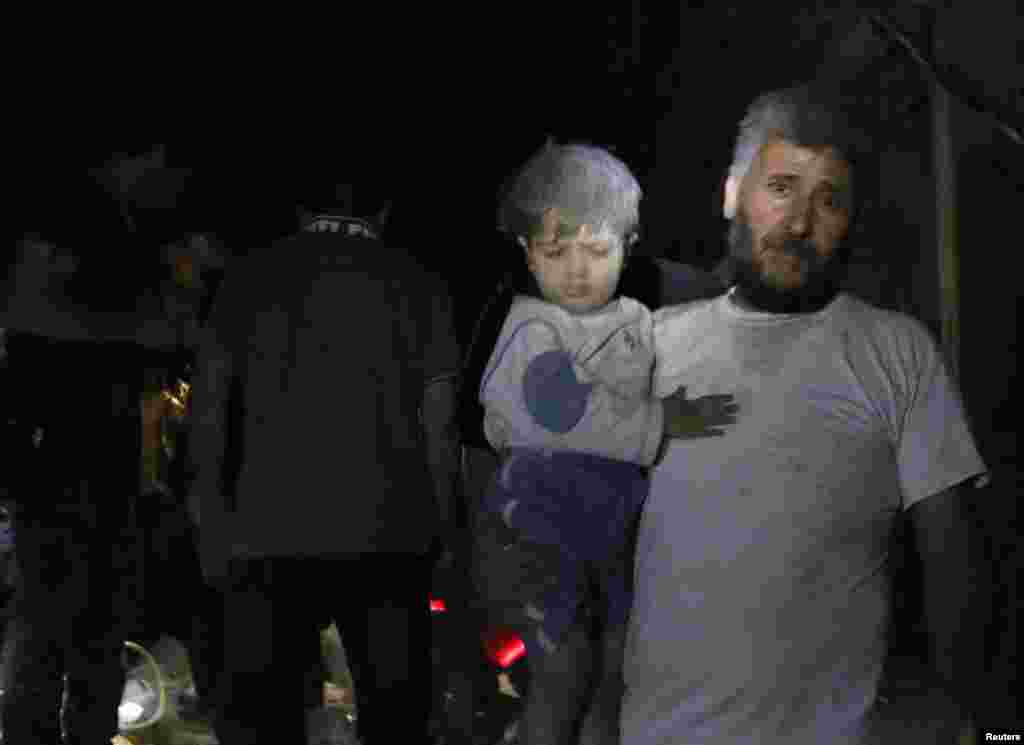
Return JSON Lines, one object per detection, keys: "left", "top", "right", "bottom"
{"left": 11, "top": 10, "right": 679, "bottom": 257}
{"left": 11, "top": 5, "right": 1019, "bottom": 278}
{"left": 6, "top": 6, "right": 874, "bottom": 252}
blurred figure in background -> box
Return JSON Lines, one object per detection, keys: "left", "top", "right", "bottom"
{"left": 132, "top": 230, "right": 230, "bottom": 722}
{"left": 0, "top": 140, "right": 204, "bottom": 744}
{"left": 1, "top": 160, "right": 179, "bottom": 742}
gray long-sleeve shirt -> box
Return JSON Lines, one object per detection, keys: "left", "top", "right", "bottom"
{"left": 480, "top": 295, "right": 664, "bottom": 467}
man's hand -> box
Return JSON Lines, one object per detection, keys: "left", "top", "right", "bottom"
{"left": 663, "top": 387, "right": 739, "bottom": 439}
{"left": 958, "top": 719, "right": 979, "bottom": 744}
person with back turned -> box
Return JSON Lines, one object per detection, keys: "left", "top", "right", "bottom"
{"left": 188, "top": 182, "right": 461, "bottom": 745}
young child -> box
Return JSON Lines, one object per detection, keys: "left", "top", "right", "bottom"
{"left": 478, "top": 142, "right": 735, "bottom": 742}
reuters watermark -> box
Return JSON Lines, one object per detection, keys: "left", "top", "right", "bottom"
{"left": 984, "top": 733, "right": 1023, "bottom": 742}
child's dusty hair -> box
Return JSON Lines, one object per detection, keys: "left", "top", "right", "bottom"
{"left": 498, "top": 141, "right": 642, "bottom": 248}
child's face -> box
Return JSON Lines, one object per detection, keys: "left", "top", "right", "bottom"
{"left": 524, "top": 208, "right": 625, "bottom": 315}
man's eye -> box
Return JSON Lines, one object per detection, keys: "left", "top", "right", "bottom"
{"left": 588, "top": 246, "right": 611, "bottom": 258}
{"left": 767, "top": 181, "right": 792, "bottom": 197}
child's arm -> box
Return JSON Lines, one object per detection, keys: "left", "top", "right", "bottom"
{"left": 480, "top": 316, "right": 663, "bottom": 465}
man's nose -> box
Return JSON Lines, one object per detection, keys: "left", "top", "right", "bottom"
{"left": 787, "top": 194, "right": 814, "bottom": 237}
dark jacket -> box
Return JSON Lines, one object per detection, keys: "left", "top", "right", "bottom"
{"left": 190, "top": 232, "right": 459, "bottom": 561}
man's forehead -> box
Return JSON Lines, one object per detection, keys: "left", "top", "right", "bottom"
{"left": 756, "top": 138, "right": 851, "bottom": 183}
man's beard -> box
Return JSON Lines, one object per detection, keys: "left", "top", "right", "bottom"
{"left": 723, "top": 216, "right": 847, "bottom": 314}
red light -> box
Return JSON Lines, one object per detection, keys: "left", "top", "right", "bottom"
{"left": 429, "top": 597, "right": 447, "bottom": 613}
{"left": 481, "top": 627, "right": 526, "bottom": 668}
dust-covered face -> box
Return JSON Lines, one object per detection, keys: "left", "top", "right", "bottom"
{"left": 727, "top": 138, "right": 853, "bottom": 313}
{"left": 524, "top": 208, "right": 625, "bottom": 315}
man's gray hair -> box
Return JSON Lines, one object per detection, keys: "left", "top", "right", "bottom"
{"left": 498, "top": 141, "right": 642, "bottom": 245}
{"left": 728, "top": 85, "right": 862, "bottom": 186}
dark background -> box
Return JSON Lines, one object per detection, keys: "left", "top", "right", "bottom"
{"left": 7, "top": 0, "right": 1021, "bottom": 721}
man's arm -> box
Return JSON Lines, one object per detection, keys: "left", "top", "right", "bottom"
{"left": 422, "top": 372, "right": 462, "bottom": 556}
{"left": 186, "top": 319, "right": 238, "bottom": 582}
{"left": 419, "top": 270, "right": 463, "bottom": 559}
{"left": 187, "top": 336, "right": 230, "bottom": 523}
{"left": 909, "top": 478, "right": 990, "bottom": 727}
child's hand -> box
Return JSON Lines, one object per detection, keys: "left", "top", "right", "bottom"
{"left": 663, "top": 387, "right": 739, "bottom": 439}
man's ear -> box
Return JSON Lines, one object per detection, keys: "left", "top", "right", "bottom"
{"left": 374, "top": 201, "right": 392, "bottom": 229}
{"left": 622, "top": 233, "right": 638, "bottom": 267}
{"left": 518, "top": 236, "right": 533, "bottom": 268}
{"left": 723, "top": 172, "right": 740, "bottom": 220}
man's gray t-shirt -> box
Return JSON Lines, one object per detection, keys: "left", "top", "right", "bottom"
{"left": 623, "top": 291, "right": 986, "bottom": 745}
